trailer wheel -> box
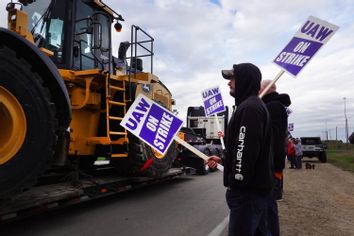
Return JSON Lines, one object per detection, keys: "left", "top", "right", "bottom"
{"left": 0, "top": 46, "right": 57, "bottom": 198}
{"left": 112, "top": 133, "right": 177, "bottom": 176}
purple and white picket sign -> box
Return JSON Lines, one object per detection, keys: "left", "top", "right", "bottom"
{"left": 260, "top": 16, "right": 339, "bottom": 98}
{"left": 120, "top": 94, "right": 224, "bottom": 172}
{"left": 274, "top": 16, "right": 339, "bottom": 77}
{"left": 201, "top": 86, "right": 226, "bottom": 117}
{"left": 288, "top": 123, "right": 294, "bottom": 131}
{"left": 201, "top": 86, "right": 226, "bottom": 150}
{"left": 120, "top": 93, "right": 183, "bottom": 155}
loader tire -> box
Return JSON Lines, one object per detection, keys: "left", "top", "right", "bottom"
{"left": 112, "top": 133, "right": 178, "bottom": 176}
{"left": 0, "top": 45, "right": 58, "bottom": 198}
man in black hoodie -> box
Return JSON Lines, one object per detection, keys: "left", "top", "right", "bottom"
{"left": 260, "top": 80, "right": 291, "bottom": 200}
{"left": 208, "top": 63, "right": 273, "bottom": 236}
{"left": 259, "top": 80, "right": 291, "bottom": 236}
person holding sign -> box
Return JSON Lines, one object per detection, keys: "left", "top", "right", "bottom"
{"left": 259, "top": 80, "right": 291, "bottom": 236}
{"left": 207, "top": 63, "right": 273, "bottom": 236}
{"left": 260, "top": 80, "right": 291, "bottom": 200}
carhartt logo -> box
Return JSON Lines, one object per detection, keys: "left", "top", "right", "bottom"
{"left": 235, "top": 126, "right": 246, "bottom": 180}
{"left": 235, "top": 173, "right": 244, "bottom": 181}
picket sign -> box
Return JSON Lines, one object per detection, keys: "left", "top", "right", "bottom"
{"left": 174, "top": 136, "right": 224, "bottom": 172}
{"left": 120, "top": 93, "right": 183, "bottom": 155}
{"left": 120, "top": 94, "right": 224, "bottom": 172}
{"left": 260, "top": 16, "right": 338, "bottom": 97}
{"left": 201, "top": 86, "right": 226, "bottom": 150}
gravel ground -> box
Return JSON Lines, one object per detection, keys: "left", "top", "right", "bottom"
{"left": 279, "top": 158, "right": 354, "bottom": 236}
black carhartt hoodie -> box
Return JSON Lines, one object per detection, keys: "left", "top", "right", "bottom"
{"left": 223, "top": 63, "right": 274, "bottom": 194}
{"left": 262, "top": 92, "right": 291, "bottom": 172}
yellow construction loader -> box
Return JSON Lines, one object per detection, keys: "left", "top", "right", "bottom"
{"left": 0, "top": 0, "right": 177, "bottom": 199}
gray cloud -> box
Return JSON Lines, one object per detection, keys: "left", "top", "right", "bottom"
{"left": 1, "top": 0, "right": 353, "bottom": 141}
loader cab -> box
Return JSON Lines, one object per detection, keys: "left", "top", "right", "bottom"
{"left": 20, "top": 0, "right": 68, "bottom": 65}
{"left": 20, "top": 0, "right": 115, "bottom": 71}
{"left": 73, "top": 0, "right": 112, "bottom": 71}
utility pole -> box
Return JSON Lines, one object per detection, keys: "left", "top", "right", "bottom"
{"left": 344, "top": 97, "right": 349, "bottom": 144}
{"left": 325, "top": 120, "right": 328, "bottom": 141}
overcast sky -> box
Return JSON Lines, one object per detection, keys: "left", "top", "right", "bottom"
{"left": 1, "top": 0, "right": 354, "bottom": 141}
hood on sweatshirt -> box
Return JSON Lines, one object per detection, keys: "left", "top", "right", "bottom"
{"left": 262, "top": 92, "right": 291, "bottom": 107}
{"left": 222, "top": 63, "right": 262, "bottom": 106}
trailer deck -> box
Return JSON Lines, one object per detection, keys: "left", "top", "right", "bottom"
{"left": 0, "top": 168, "right": 192, "bottom": 223}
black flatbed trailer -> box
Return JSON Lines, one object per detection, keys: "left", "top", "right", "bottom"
{"left": 0, "top": 167, "right": 192, "bottom": 223}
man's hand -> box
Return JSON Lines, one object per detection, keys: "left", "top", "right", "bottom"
{"left": 207, "top": 155, "right": 222, "bottom": 169}
{"left": 217, "top": 131, "right": 225, "bottom": 138}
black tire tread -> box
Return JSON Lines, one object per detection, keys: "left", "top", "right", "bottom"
{"left": 0, "top": 45, "right": 59, "bottom": 198}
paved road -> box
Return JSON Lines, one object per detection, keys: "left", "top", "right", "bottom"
{"left": 0, "top": 171, "right": 229, "bottom": 236}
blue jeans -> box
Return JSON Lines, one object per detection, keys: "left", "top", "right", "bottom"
{"left": 226, "top": 189, "right": 272, "bottom": 236}
{"left": 295, "top": 155, "right": 302, "bottom": 169}
{"left": 288, "top": 155, "right": 296, "bottom": 168}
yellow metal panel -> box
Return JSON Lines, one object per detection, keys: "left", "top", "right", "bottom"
{"left": 111, "top": 137, "right": 129, "bottom": 145}
{"left": 153, "top": 83, "right": 172, "bottom": 110}
{"left": 62, "top": 69, "right": 105, "bottom": 155}
{"left": 111, "top": 154, "right": 128, "bottom": 158}
{"left": 60, "top": 69, "right": 104, "bottom": 96}
{"left": 93, "top": 0, "right": 114, "bottom": 17}
{"left": 70, "top": 87, "right": 101, "bottom": 108}
{"left": 7, "top": 9, "right": 34, "bottom": 43}
{"left": 69, "top": 109, "right": 101, "bottom": 155}
{"left": 39, "top": 47, "right": 54, "bottom": 57}
{"left": 59, "top": 69, "right": 104, "bottom": 81}
{"left": 120, "top": 72, "right": 159, "bottom": 83}
{"left": 86, "top": 137, "right": 111, "bottom": 145}
{"left": 59, "top": 69, "right": 75, "bottom": 80}
{"left": 73, "top": 69, "right": 102, "bottom": 77}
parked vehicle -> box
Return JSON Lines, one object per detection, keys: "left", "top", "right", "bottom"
{"left": 349, "top": 132, "right": 354, "bottom": 144}
{"left": 176, "top": 106, "right": 228, "bottom": 175}
{"left": 176, "top": 127, "right": 209, "bottom": 175}
{"left": 300, "top": 137, "right": 327, "bottom": 163}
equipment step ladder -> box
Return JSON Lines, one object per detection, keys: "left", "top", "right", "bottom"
{"left": 106, "top": 75, "right": 128, "bottom": 158}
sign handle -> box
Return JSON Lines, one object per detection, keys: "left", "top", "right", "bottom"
{"left": 258, "top": 70, "right": 285, "bottom": 98}
{"left": 214, "top": 113, "right": 225, "bottom": 150}
{"left": 174, "top": 136, "right": 224, "bottom": 172}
